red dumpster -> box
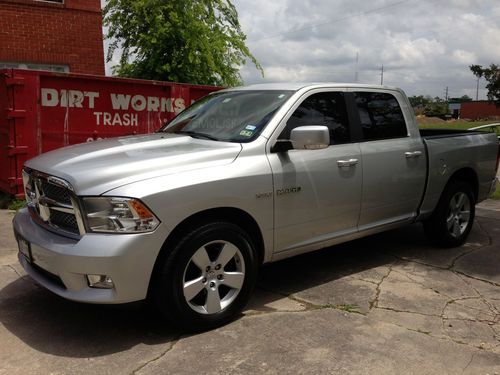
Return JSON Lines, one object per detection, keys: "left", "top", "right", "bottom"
{"left": 0, "top": 69, "right": 222, "bottom": 196}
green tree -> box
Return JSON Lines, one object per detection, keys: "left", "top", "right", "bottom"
{"left": 470, "top": 64, "right": 500, "bottom": 106}
{"left": 424, "top": 97, "right": 449, "bottom": 117}
{"left": 408, "top": 95, "right": 432, "bottom": 108}
{"left": 104, "top": 0, "right": 263, "bottom": 86}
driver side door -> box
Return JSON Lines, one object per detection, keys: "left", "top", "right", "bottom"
{"left": 267, "top": 90, "right": 362, "bottom": 254}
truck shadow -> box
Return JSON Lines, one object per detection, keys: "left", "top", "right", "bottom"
{"left": 0, "top": 217, "right": 496, "bottom": 359}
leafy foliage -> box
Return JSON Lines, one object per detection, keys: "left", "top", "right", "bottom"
{"left": 104, "top": 0, "right": 263, "bottom": 86}
{"left": 423, "top": 97, "right": 449, "bottom": 117}
{"left": 470, "top": 64, "right": 500, "bottom": 106}
{"left": 408, "top": 95, "right": 449, "bottom": 117}
{"left": 407, "top": 95, "right": 433, "bottom": 108}
{"left": 8, "top": 199, "right": 26, "bottom": 211}
{"left": 492, "top": 185, "right": 500, "bottom": 200}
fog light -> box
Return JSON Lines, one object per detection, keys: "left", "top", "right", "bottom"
{"left": 87, "top": 274, "right": 114, "bottom": 289}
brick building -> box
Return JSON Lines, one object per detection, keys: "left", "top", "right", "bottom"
{"left": 0, "top": 0, "right": 104, "bottom": 75}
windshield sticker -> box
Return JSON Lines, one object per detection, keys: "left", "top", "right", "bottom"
{"left": 222, "top": 98, "right": 232, "bottom": 103}
{"left": 239, "top": 130, "right": 254, "bottom": 137}
{"left": 245, "top": 125, "right": 256, "bottom": 131}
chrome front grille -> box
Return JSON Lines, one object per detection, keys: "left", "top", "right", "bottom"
{"left": 48, "top": 209, "right": 79, "bottom": 233}
{"left": 40, "top": 180, "right": 72, "bottom": 205}
{"left": 23, "top": 168, "right": 84, "bottom": 238}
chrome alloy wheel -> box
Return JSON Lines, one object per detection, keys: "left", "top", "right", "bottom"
{"left": 182, "top": 240, "right": 245, "bottom": 314}
{"left": 446, "top": 192, "right": 471, "bottom": 238}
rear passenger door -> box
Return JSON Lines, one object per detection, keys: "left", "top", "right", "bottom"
{"left": 352, "top": 91, "right": 427, "bottom": 229}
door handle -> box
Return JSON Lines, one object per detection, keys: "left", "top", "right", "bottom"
{"left": 337, "top": 158, "right": 359, "bottom": 167}
{"left": 405, "top": 151, "right": 422, "bottom": 159}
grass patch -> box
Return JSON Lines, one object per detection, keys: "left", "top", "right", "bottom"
{"left": 320, "top": 303, "right": 360, "bottom": 313}
{"left": 8, "top": 199, "right": 26, "bottom": 211}
{"left": 336, "top": 303, "right": 359, "bottom": 313}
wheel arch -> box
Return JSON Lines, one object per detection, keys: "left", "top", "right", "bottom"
{"left": 447, "top": 167, "right": 479, "bottom": 201}
{"left": 147, "top": 207, "right": 265, "bottom": 298}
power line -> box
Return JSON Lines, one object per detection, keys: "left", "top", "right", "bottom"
{"left": 249, "top": 0, "right": 413, "bottom": 42}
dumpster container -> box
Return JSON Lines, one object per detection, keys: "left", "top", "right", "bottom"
{"left": 0, "top": 69, "right": 221, "bottom": 196}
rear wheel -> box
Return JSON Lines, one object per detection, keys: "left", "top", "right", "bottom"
{"left": 424, "top": 180, "right": 475, "bottom": 247}
{"left": 153, "top": 222, "right": 258, "bottom": 331}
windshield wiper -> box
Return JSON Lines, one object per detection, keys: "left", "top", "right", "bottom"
{"left": 173, "top": 130, "right": 221, "bottom": 141}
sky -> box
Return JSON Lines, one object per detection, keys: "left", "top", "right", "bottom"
{"left": 104, "top": 0, "right": 500, "bottom": 99}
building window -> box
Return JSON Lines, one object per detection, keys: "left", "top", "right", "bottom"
{"left": 0, "top": 62, "right": 69, "bottom": 73}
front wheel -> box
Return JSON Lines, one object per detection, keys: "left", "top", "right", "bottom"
{"left": 153, "top": 222, "right": 258, "bottom": 331}
{"left": 424, "top": 180, "right": 475, "bottom": 247}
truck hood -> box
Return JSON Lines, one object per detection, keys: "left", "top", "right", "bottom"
{"left": 25, "top": 133, "right": 242, "bottom": 195}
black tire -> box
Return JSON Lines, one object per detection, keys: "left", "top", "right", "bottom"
{"left": 423, "top": 180, "right": 475, "bottom": 247}
{"left": 153, "top": 222, "right": 258, "bottom": 331}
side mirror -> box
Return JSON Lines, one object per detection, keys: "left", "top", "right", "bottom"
{"left": 290, "top": 126, "right": 329, "bottom": 150}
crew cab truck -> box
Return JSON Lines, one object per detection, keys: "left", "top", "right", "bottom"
{"left": 13, "top": 83, "right": 500, "bottom": 330}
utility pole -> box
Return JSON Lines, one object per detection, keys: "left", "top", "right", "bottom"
{"left": 380, "top": 65, "right": 384, "bottom": 85}
{"left": 476, "top": 76, "right": 480, "bottom": 100}
{"left": 354, "top": 52, "right": 359, "bottom": 83}
{"left": 444, "top": 86, "right": 449, "bottom": 101}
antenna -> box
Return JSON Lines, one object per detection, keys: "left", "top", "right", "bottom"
{"left": 380, "top": 65, "right": 384, "bottom": 85}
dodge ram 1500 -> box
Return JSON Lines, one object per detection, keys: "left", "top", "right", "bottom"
{"left": 13, "top": 83, "right": 500, "bottom": 329}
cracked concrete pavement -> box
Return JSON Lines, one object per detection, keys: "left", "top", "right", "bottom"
{"left": 0, "top": 201, "right": 499, "bottom": 374}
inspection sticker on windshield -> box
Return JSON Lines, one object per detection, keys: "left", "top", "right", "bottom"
{"left": 239, "top": 130, "right": 253, "bottom": 137}
{"left": 245, "top": 125, "right": 256, "bottom": 131}
{"left": 222, "top": 98, "right": 232, "bottom": 103}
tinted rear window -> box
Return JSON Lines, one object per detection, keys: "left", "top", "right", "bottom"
{"left": 354, "top": 92, "right": 407, "bottom": 141}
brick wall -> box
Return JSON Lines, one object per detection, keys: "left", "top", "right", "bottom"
{"left": 461, "top": 101, "right": 500, "bottom": 120}
{"left": 0, "top": 0, "right": 104, "bottom": 75}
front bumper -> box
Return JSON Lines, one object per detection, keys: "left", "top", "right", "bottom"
{"left": 13, "top": 208, "right": 168, "bottom": 304}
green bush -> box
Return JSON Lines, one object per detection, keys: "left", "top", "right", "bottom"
{"left": 492, "top": 185, "right": 500, "bottom": 200}
{"left": 8, "top": 199, "right": 26, "bottom": 211}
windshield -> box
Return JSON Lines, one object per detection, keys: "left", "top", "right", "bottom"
{"left": 160, "top": 90, "right": 293, "bottom": 142}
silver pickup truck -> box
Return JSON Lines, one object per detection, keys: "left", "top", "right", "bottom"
{"left": 13, "top": 83, "right": 499, "bottom": 330}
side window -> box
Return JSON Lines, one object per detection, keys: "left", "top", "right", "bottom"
{"left": 280, "top": 92, "right": 350, "bottom": 145}
{"left": 354, "top": 92, "right": 407, "bottom": 141}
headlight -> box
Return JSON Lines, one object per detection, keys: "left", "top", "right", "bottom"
{"left": 81, "top": 197, "right": 160, "bottom": 233}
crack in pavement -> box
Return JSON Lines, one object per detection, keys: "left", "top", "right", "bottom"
{"left": 449, "top": 220, "right": 492, "bottom": 271}
{"left": 6, "top": 264, "right": 25, "bottom": 280}
{"left": 463, "top": 353, "right": 475, "bottom": 373}
{"left": 131, "top": 338, "right": 180, "bottom": 375}
{"left": 369, "top": 264, "right": 393, "bottom": 310}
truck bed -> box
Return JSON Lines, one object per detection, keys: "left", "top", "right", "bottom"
{"left": 419, "top": 128, "right": 484, "bottom": 139}
{"left": 418, "top": 130, "right": 499, "bottom": 219}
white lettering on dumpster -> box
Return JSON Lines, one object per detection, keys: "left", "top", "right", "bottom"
{"left": 93, "top": 112, "right": 138, "bottom": 126}
{"left": 41, "top": 88, "right": 99, "bottom": 108}
{"left": 42, "top": 88, "right": 190, "bottom": 127}
{"left": 109, "top": 94, "right": 185, "bottom": 113}
{"left": 42, "top": 88, "right": 186, "bottom": 113}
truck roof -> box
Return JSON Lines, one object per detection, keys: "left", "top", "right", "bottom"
{"left": 222, "top": 82, "right": 403, "bottom": 92}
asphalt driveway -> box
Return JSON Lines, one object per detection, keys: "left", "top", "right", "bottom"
{"left": 0, "top": 202, "right": 499, "bottom": 374}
